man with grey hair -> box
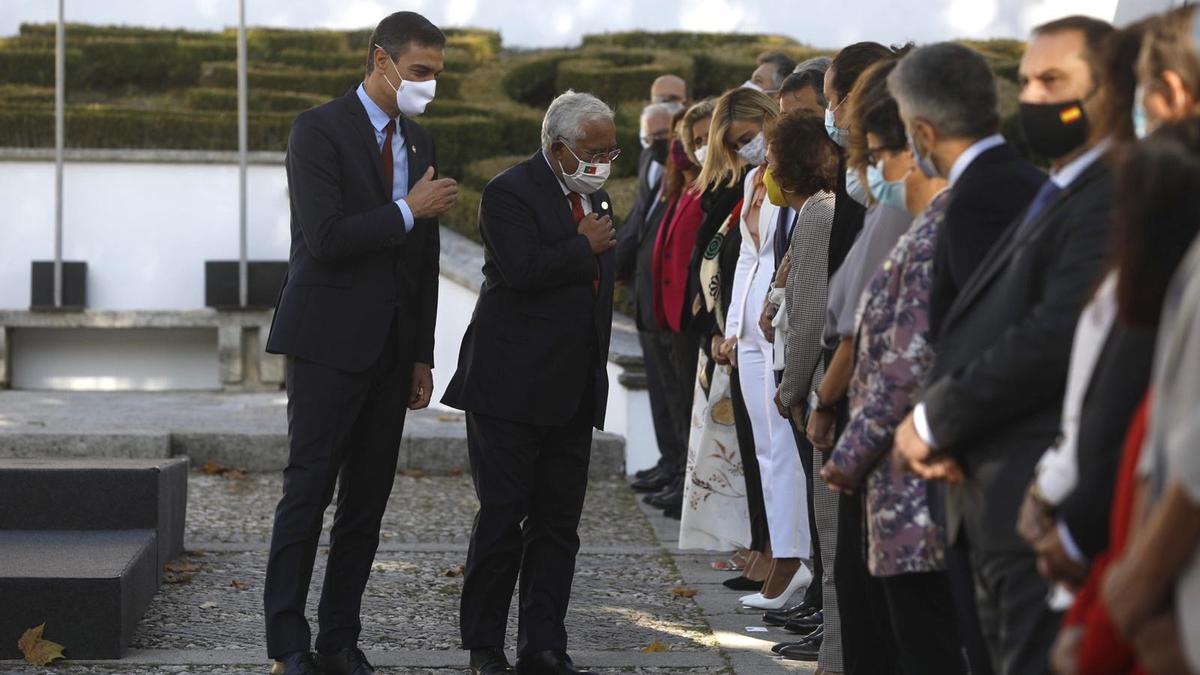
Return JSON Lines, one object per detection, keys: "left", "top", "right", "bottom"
{"left": 887, "top": 42, "right": 1046, "bottom": 338}
{"left": 886, "top": 41, "right": 1046, "bottom": 675}
{"left": 444, "top": 90, "right": 619, "bottom": 675}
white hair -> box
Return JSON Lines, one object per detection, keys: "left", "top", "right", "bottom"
{"left": 639, "top": 101, "right": 682, "bottom": 134}
{"left": 540, "top": 90, "right": 615, "bottom": 152}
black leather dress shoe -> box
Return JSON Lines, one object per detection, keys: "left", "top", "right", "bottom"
{"left": 763, "top": 601, "right": 820, "bottom": 626}
{"left": 721, "top": 575, "right": 763, "bottom": 591}
{"left": 631, "top": 466, "right": 672, "bottom": 493}
{"left": 272, "top": 651, "right": 322, "bottom": 675}
{"left": 319, "top": 647, "right": 374, "bottom": 675}
{"left": 771, "top": 641, "right": 800, "bottom": 654}
{"left": 783, "top": 609, "right": 823, "bottom": 634}
{"left": 470, "top": 647, "right": 515, "bottom": 674}
{"left": 648, "top": 481, "right": 683, "bottom": 509}
{"left": 777, "top": 625, "right": 823, "bottom": 661}
{"left": 634, "top": 461, "right": 666, "bottom": 480}
{"left": 515, "top": 650, "right": 595, "bottom": 675}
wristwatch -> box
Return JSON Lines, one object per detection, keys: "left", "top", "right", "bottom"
{"left": 808, "top": 390, "right": 835, "bottom": 413}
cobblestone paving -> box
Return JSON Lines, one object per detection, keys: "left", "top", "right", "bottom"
{"left": 4, "top": 473, "right": 728, "bottom": 674}
{"left": 186, "top": 473, "right": 657, "bottom": 547}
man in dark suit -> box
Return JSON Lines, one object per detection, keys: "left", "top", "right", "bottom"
{"left": 262, "top": 11, "right": 458, "bottom": 675}
{"left": 443, "top": 91, "right": 619, "bottom": 675}
{"left": 892, "top": 19, "right": 1116, "bottom": 675}
{"left": 614, "top": 102, "right": 684, "bottom": 497}
{"left": 883, "top": 42, "right": 1045, "bottom": 675}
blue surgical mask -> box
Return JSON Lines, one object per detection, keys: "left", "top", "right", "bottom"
{"left": 907, "top": 130, "right": 939, "bottom": 178}
{"left": 845, "top": 168, "right": 869, "bottom": 207}
{"left": 869, "top": 160, "right": 910, "bottom": 211}
{"left": 1132, "top": 85, "right": 1150, "bottom": 140}
{"left": 825, "top": 107, "right": 849, "bottom": 148}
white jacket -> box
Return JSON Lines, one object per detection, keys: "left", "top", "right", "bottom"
{"left": 725, "top": 166, "right": 781, "bottom": 342}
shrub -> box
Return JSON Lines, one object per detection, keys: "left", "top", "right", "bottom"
{"left": 582, "top": 31, "right": 796, "bottom": 51}
{"left": 501, "top": 52, "right": 571, "bottom": 107}
{"left": 555, "top": 49, "right": 694, "bottom": 104}
{"left": 240, "top": 27, "right": 349, "bottom": 60}
{"left": 0, "top": 83, "right": 53, "bottom": 103}
{"left": 203, "top": 63, "right": 365, "bottom": 99}
{"left": 0, "top": 103, "right": 294, "bottom": 151}
{"left": 462, "top": 154, "right": 528, "bottom": 190}
{"left": 441, "top": 184, "right": 483, "bottom": 243}
{"left": 186, "top": 87, "right": 326, "bottom": 113}
{"left": 691, "top": 51, "right": 758, "bottom": 99}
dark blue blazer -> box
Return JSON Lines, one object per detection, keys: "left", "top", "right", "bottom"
{"left": 265, "top": 89, "right": 440, "bottom": 373}
{"left": 442, "top": 151, "right": 616, "bottom": 429}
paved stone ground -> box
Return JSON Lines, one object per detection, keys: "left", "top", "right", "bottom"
{"left": 3, "top": 472, "right": 818, "bottom": 674}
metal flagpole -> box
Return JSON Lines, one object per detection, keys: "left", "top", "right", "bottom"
{"left": 53, "top": 0, "right": 65, "bottom": 308}
{"left": 237, "top": 0, "right": 249, "bottom": 307}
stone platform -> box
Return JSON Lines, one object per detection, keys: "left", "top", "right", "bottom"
{"left": 0, "top": 391, "right": 625, "bottom": 477}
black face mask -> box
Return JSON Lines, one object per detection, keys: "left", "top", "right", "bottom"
{"left": 1019, "top": 100, "right": 1090, "bottom": 160}
{"left": 649, "top": 137, "right": 670, "bottom": 165}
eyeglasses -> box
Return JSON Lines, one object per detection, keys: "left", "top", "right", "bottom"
{"left": 865, "top": 145, "right": 907, "bottom": 167}
{"left": 559, "top": 137, "right": 621, "bottom": 163}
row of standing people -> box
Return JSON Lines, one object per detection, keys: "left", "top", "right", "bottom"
{"left": 621, "top": 8, "right": 1200, "bottom": 675}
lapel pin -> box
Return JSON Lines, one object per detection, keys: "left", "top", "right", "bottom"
{"left": 410, "top": 145, "right": 416, "bottom": 154}
{"left": 601, "top": 200, "right": 609, "bottom": 211}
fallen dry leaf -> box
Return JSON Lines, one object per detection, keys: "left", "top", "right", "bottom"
{"left": 230, "top": 580, "right": 250, "bottom": 591}
{"left": 18, "top": 624, "right": 65, "bottom": 666}
{"left": 436, "top": 415, "right": 461, "bottom": 423}
{"left": 163, "top": 560, "right": 197, "bottom": 584}
{"left": 671, "top": 586, "right": 699, "bottom": 598}
{"left": 399, "top": 468, "right": 427, "bottom": 478}
{"left": 641, "top": 640, "right": 670, "bottom": 653}
{"left": 442, "top": 565, "right": 466, "bottom": 578}
{"left": 200, "top": 461, "right": 248, "bottom": 479}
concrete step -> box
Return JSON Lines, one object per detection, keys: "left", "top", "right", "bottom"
{"left": 0, "top": 458, "right": 187, "bottom": 572}
{"left": 0, "top": 393, "right": 626, "bottom": 477}
{"left": 0, "top": 529, "right": 159, "bottom": 660}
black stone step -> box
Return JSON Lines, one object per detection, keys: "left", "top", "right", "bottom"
{"left": 0, "top": 529, "right": 158, "bottom": 659}
{"left": 0, "top": 458, "right": 187, "bottom": 572}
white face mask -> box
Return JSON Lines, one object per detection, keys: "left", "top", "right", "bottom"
{"left": 376, "top": 43, "right": 437, "bottom": 117}
{"left": 742, "top": 80, "right": 764, "bottom": 93}
{"left": 694, "top": 144, "right": 708, "bottom": 164}
{"left": 736, "top": 132, "right": 766, "bottom": 166}
{"left": 558, "top": 142, "right": 611, "bottom": 195}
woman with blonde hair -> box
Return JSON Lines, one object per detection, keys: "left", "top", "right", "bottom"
{"left": 701, "top": 86, "right": 814, "bottom": 609}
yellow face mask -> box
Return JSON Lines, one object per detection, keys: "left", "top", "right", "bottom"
{"left": 762, "top": 168, "right": 788, "bottom": 207}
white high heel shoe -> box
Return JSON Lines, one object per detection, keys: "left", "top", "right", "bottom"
{"left": 739, "top": 564, "right": 813, "bottom": 610}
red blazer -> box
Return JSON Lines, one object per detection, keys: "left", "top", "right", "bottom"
{"left": 652, "top": 188, "right": 704, "bottom": 332}
{"left": 1062, "top": 391, "right": 1150, "bottom": 675}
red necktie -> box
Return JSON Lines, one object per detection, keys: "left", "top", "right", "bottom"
{"left": 567, "top": 192, "right": 600, "bottom": 296}
{"left": 381, "top": 119, "right": 395, "bottom": 194}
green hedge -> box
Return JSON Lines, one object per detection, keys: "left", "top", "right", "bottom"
{"left": 0, "top": 103, "right": 293, "bottom": 150}
{"left": 0, "top": 83, "right": 53, "bottom": 103}
{"left": 442, "top": 184, "right": 484, "bottom": 243}
{"left": 421, "top": 115, "right": 532, "bottom": 180}
{"left": 186, "top": 87, "right": 326, "bottom": 113}
{"left": 202, "top": 62, "right": 362, "bottom": 99}
{"left": 239, "top": 27, "right": 349, "bottom": 59}
{"left": 691, "top": 50, "right": 758, "bottom": 98}
{"left": 0, "top": 39, "right": 237, "bottom": 90}
{"left": 462, "top": 154, "right": 528, "bottom": 190}
{"left": 555, "top": 49, "right": 694, "bottom": 104}
{"left": 18, "top": 22, "right": 214, "bottom": 42}
{"left": 582, "top": 31, "right": 796, "bottom": 51}
{"left": 501, "top": 53, "right": 571, "bottom": 107}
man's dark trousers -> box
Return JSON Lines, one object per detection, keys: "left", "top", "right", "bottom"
{"left": 459, "top": 383, "right": 594, "bottom": 656}
{"left": 264, "top": 313, "right": 413, "bottom": 657}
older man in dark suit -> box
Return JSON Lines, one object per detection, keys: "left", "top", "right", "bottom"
{"left": 893, "top": 18, "right": 1116, "bottom": 675}
{"left": 443, "top": 90, "right": 619, "bottom": 675}
{"left": 262, "top": 10, "right": 458, "bottom": 675}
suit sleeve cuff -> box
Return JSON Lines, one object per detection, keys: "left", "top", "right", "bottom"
{"left": 1057, "top": 520, "right": 1087, "bottom": 564}
{"left": 396, "top": 199, "right": 415, "bottom": 233}
{"left": 914, "top": 402, "right": 940, "bottom": 450}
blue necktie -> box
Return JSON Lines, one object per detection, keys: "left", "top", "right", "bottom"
{"left": 1015, "top": 180, "right": 1063, "bottom": 238}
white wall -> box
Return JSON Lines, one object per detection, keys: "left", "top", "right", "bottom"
{"left": 0, "top": 160, "right": 290, "bottom": 311}
{"left": 10, "top": 327, "right": 220, "bottom": 390}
